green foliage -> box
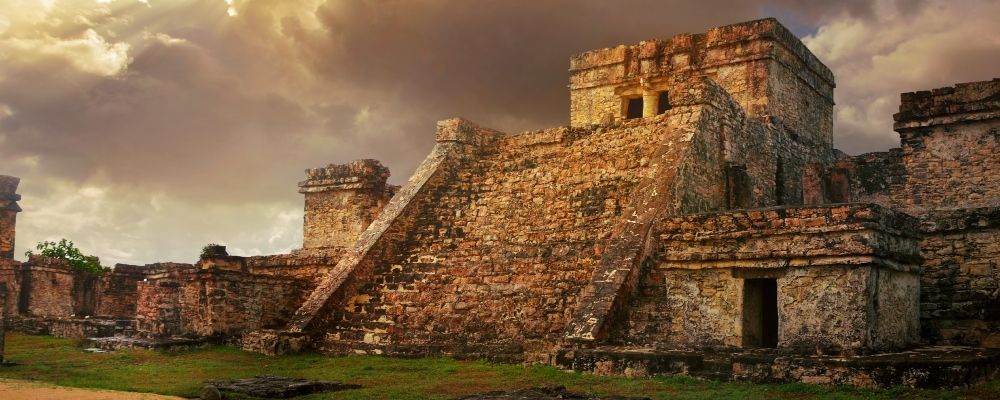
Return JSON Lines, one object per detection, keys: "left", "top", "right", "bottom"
{"left": 200, "top": 243, "right": 226, "bottom": 258}
{"left": 25, "top": 239, "right": 107, "bottom": 274}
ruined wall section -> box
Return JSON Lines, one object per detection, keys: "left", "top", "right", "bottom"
{"left": 807, "top": 80, "right": 999, "bottom": 212}
{"left": 180, "top": 265, "right": 311, "bottom": 337}
{"left": 919, "top": 208, "right": 1000, "bottom": 347}
{"left": 300, "top": 160, "right": 395, "bottom": 250}
{"left": 0, "top": 176, "right": 21, "bottom": 260}
{"left": 245, "top": 249, "right": 345, "bottom": 286}
{"left": 135, "top": 263, "right": 194, "bottom": 338}
{"left": 94, "top": 264, "right": 146, "bottom": 318}
{"left": 0, "top": 256, "right": 100, "bottom": 318}
{"left": 802, "top": 150, "right": 906, "bottom": 207}
{"left": 892, "top": 79, "right": 1000, "bottom": 213}
{"left": 619, "top": 205, "right": 921, "bottom": 354}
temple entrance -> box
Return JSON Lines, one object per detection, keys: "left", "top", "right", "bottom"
{"left": 742, "top": 278, "right": 778, "bottom": 348}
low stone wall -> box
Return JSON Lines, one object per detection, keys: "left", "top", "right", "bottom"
{"left": 95, "top": 264, "right": 146, "bottom": 318}
{"left": 135, "top": 264, "right": 193, "bottom": 338}
{"left": 180, "top": 267, "right": 311, "bottom": 337}
{"left": 920, "top": 208, "right": 1000, "bottom": 347}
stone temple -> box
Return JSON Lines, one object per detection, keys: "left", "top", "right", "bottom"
{"left": 2, "top": 18, "right": 1000, "bottom": 388}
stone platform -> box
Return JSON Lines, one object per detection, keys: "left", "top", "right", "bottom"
{"left": 91, "top": 336, "right": 209, "bottom": 352}
{"left": 555, "top": 346, "right": 1000, "bottom": 389}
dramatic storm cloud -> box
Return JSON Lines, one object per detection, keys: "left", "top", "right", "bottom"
{"left": 0, "top": 0, "right": 996, "bottom": 265}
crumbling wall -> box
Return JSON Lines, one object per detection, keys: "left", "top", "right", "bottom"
{"left": 300, "top": 160, "right": 395, "bottom": 250}
{"left": 806, "top": 79, "right": 999, "bottom": 213}
{"left": 180, "top": 266, "right": 310, "bottom": 337}
{"left": 894, "top": 93, "right": 1000, "bottom": 213}
{"left": 135, "top": 263, "right": 193, "bottom": 338}
{"left": 9, "top": 256, "right": 98, "bottom": 318}
{"left": 245, "top": 249, "right": 345, "bottom": 286}
{"left": 0, "top": 175, "right": 21, "bottom": 260}
{"left": 620, "top": 205, "right": 921, "bottom": 354}
{"left": 919, "top": 208, "right": 1000, "bottom": 347}
{"left": 0, "top": 260, "right": 21, "bottom": 318}
{"left": 94, "top": 264, "right": 146, "bottom": 318}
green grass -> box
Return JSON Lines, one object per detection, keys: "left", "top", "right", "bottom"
{"left": 0, "top": 333, "right": 994, "bottom": 399}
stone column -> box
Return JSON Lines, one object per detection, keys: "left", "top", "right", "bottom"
{"left": 0, "top": 176, "right": 21, "bottom": 260}
{"left": 642, "top": 91, "right": 659, "bottom": 118}
{"left": 298, "top": 160, "right": 394, "bottom": 250}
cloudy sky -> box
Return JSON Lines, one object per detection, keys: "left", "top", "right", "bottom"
{"left": 0, "top": 0, "right": 997, "bottom": 266}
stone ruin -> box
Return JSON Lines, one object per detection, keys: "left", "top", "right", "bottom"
{"left": 1, "top": 18, "right": 1000, "bottom": 389}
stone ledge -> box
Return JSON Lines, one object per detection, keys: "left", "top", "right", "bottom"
{"left": 894, "top": 78, "right": 1000, "bottom": 129}
{"left": 920, "top": 207, "right": 1000, "bottom": 233}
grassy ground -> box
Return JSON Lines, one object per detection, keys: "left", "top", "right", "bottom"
{"left": 0, "top": 333, "right": 998, "bottom": 399}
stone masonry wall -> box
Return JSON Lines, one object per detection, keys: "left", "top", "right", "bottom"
{"left": 94, "top": 264, "right": 146, "bottom": 318}
{"left": 0, "top": 259, "right": 20, "bottom": 319}
{"left": 135, "top": 263, "right": 194, "bottom": 338}
{"left": 0, "top": 175, "right": 21, "bottom": 260}
{"left": 300, "top": 160, "right": 395, "bottom": 250}
{"left": 809, "top": 80, "right": 999, "bottom": 213}
{"left": 919, "top": 208, "right": 1000, "bottom": 347}
{"left": 180, "top": 266, "right": 311, "bottom": 337}
{"left": 1, "top": 256, "right": 99, "bottom": 318}
{"left": 619, "top": 205, "right": 921, "bottom": 354}
{"left": 893, "top": 81, "right": 1000, "bottom": 213}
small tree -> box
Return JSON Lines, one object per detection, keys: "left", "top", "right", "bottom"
{"left": 25, "top": 239, "right": 107, "bottom": 274}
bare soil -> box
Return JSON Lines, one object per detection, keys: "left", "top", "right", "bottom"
{"left": 0, "top": 379, "right": 182, "bottom": 400}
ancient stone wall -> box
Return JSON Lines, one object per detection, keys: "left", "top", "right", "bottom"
{"left": 891, "top": 80, "right": 1000, "bottom": 213}
{"left": 0, "top": 260, "right": 21, "bottom": 318}
{"left": 244, "top": 249, "right": 345, "bottom": 285}
{"left": 180, "top": 265, "right": 310, "bottom": 337}
{"left": 0, "top": 175, "right": 21, "bottom": 260}
{"left": 618, "top": 205, "right": 921, "bottom": 354}
{"left": 919, "top": 208, "right": 1000, "bottom": 347}
{"left": 1, "top": 256, "right": 99, "bottom": 318}
{"left": 808, "top": 80, "right": 999, "bottom": 213}
{"left": 135, "top": 263, "right": 194, "bottom": 338}
{"left": 94, "top": 264, "right": 146, "bottom": 318}
{"left": 300, "top": 160, "right": 395, "bottom": 250}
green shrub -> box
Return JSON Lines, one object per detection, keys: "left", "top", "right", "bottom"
{"left": 25, "top": 239, "right": 107, "bottom": 274}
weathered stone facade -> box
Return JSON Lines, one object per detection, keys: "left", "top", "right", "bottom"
{"left": 300, "top": 159, "right": 395, "bottom": 250}
{"left": 1, "top": 17, "right": 999, "bottom": 389}
{"left": 0, "top": 176, "right": 21, "bottom": 260}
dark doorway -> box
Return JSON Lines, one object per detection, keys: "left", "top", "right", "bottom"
{"left": 657, "top": 91, "right": 671, "bottom": 114}
{"left": 626, "top": 97, "right": 643, "bottom": 119}
{"left": 742, "top": 278, "right": 778, "bottom": 348}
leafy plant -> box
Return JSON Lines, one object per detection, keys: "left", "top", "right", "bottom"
{"left": 25, "top": 239, "right": 107, "bottom": 274}
{"left": 200, "top": 243, "right": 228, "bottom": 258}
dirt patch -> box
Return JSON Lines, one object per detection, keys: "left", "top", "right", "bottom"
{"left": 0, "top": 379, "right": 182, "bottom": 400}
